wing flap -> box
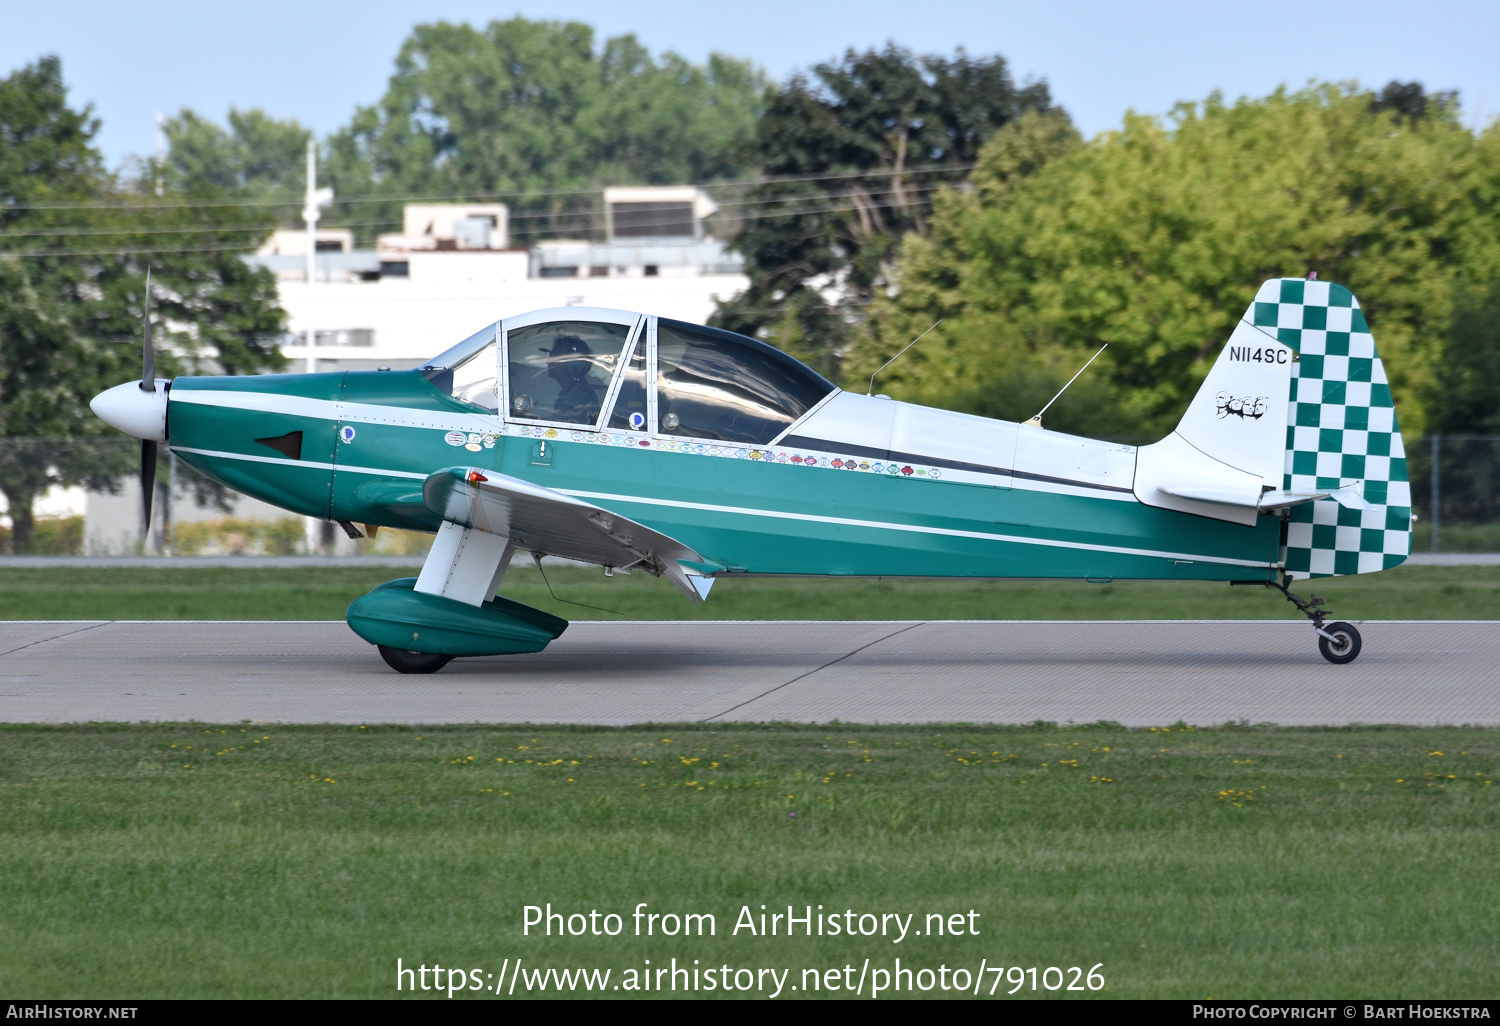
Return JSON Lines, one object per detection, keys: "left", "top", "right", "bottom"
{"left": 422, "top": 467, "right": 708, "bottom": 599}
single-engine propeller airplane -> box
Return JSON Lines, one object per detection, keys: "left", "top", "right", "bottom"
{"left": 91, "top": 275, "right": 1410, "bottom": 672}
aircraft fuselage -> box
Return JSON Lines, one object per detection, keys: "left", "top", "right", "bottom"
{"left": 167, "top": 369, "right": 1281, "bottom": 583}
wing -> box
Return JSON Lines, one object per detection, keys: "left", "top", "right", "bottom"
{"left": 422, "top": 466, "right": 710, "bottom": 601}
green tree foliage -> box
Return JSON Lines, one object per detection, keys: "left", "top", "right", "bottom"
{"left": 712, "top": 45, "right": 1059, "bottom": 378}
{"left": 324, "top": 17, "right": 764, "bottom": 242}
{"left": 1427, "top": 283, "right": 1500, "bottom": 434}
{"left": 0, "top": 57, "right": 285, "bottom": 552}
{"left": 163, "top": 107, "right": 312, "bottom": 205}
{"left": 1369, "top": 80, "right": 1459, "bottom": 124}
{"left": 853, "top": 83, "right": 1500, "bottom": 438}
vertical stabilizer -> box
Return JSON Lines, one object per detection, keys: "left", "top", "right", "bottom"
{"left": 1133, "top": 277, "right": 1412, "bottom": 576}
{"left": 1174, "top": 319, "right": 1295, "bottom": 485}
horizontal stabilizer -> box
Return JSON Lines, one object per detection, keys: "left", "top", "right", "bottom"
{"left": 1257, "top": 489, "right": 1331, "bottom": 511}
{"left": 1134, "top": 432, "right": 1264, "bottom": 525}
{"left": 1160, "top": 481, "right": 1373, "bottom": 514}
{"left": 1262, "top": 482, "right": 1370, "bottom": 512}
{"left": 423, "top": 467, "right": 706, "bottom": 593}
{"left": 1158, "top": 482, "right": 1263, "bottom": 508}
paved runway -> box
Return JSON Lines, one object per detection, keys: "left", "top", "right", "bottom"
{"left": 2, "top": 620, "right": 1496, "bottom": 726}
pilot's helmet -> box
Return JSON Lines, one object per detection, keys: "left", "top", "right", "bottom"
{"left": 541, "top": 335, "right": 592, "bottom": 361}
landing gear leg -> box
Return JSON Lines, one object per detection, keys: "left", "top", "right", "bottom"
{"left": 1232, "top": 575, "right": 1363, "bottom": 664}
{"left": 1269, "top": 574, "right": 1361, "bottom": 664}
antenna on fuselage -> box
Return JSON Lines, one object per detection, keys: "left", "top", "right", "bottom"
{"left": 1025, "top": 344, "right": 1107, "bottom": 427}
{"left": 867, "top": 320, "right": 942, "bottom": 396}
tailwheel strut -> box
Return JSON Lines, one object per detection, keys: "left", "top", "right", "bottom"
{"left": 1232, "top": 575, "right": 1362, "bottom": 664}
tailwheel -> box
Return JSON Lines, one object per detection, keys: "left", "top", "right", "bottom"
{"left": 377, "top": 646, "right": 454, "bottom": 674}
{"left": 1230, "top": 575, "right": 1366, "bottom": 664}
{"left": 1316, "top": 621, "right": 1362, "bottom": 665}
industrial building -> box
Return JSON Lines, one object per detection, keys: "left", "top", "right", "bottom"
{"left": 250, "top": 186, "right": 748, "bottom": 374}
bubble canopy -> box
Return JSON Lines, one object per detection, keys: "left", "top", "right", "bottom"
{"left": 418, "top": 308, "right": 836, "bottom": 445}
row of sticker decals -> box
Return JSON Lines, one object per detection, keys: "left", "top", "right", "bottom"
{"left": 444, "top": 430, "right": 499, "bottom": 452}
{"left": 503, "top": 424, "right": 943, "bottom": 479}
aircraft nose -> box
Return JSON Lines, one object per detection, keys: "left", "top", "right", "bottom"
{"left": 90, "top": 380, "right": 170, "bottom": 441}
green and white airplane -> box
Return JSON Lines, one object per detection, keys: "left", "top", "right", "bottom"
{"left": 91, "top": 275, "right": 1410, "bottom": 672}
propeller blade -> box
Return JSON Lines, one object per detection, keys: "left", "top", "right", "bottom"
{"left": 140, "top": 267, "right": 155, "bottom": 393}
{"left": 141, "top": 439, "right": 157, "bottom": 535}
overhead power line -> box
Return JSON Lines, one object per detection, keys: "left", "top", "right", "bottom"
{"left": 0, "top": 180, "right": 949, "bottom": 244}
{"left": 0, "top": 195, "right": 925, "bottom": 258}
{"left": 0, "top": 162, "right": 977, "bottom": 213}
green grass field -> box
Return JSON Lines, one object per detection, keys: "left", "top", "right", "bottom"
{"left": 0, "top": 723, "right": 1494, "bottom": 999}
{"left": 0, "top": 563, "right": 1496, "bottom": 620}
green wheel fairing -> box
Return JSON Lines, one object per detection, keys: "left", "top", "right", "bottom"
{"left": 346, "top": 578, "right": 566, "bottom": 656}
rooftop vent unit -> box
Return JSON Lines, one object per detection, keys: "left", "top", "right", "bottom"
{"left": 605, "top": 186, "right": 717, "bottom": 242}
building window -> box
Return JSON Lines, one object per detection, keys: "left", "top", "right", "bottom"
{"left": 539, "top": 266, "right": 580, "bottom": 278}
{"left": 643, "top": 265, "right": 659, "bottom": 277}
{"left": 380, "top": 261, "right": 410, "bottom": 278}
{"left": 314, "top": 329, "right": 375, "bottom": 348}
{"left": 610, "top": 201, "right": 695, "bottom": 238}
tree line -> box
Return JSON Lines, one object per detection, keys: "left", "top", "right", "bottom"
{"left": 3, "top": 17, "right": 1499, "bottom": 552}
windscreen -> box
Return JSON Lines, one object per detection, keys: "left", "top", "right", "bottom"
{"left": 421, "top": 323, "right": 497, "bottom": 401}
{"left": 448, "top": 343, "right": 499, "bottom": 411}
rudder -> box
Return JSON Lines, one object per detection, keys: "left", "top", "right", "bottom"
{"left": 1253, "top": 278, "right": 1412, "bottom": 578}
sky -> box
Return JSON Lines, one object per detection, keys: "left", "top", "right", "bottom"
{"left": 2, "top": 0, "right": 1497, "bottom": 168}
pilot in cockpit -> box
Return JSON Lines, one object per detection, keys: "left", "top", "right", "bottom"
{"left": 542, "top": 334, "right": 603, "bottom": 423}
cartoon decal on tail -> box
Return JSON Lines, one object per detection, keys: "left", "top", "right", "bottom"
{"left": 1246, "top": 278, "right": 1411, "bottom": 578}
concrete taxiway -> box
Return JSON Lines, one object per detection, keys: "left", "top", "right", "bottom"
{"left": 1, "top": 619, "right": 1496, "bottom": 726}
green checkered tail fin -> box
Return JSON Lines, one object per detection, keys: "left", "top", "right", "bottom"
{"left": 1250, "top": 278, "right": 1412, "bottom": 578}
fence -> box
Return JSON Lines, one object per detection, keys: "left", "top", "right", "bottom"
{"left": 1405, "top": 436, "right": 1500, "bottom": 553}
{"left": 3, "top": 435, "right": 1499, "bottom": 555}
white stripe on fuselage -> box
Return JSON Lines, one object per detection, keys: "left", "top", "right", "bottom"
{"left": 171, "top": 389, "right": 500, "bottom": 434}
{"left": 560, "top": 488, "right": 1270, "bottom": 569}
{"left": 173, "top": 444, "right": 1268, "bottom": 570}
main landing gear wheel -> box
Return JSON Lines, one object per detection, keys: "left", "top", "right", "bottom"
{"left": 378, "top": 646, "right": 454, "bottom": 674}
{"left": 1317, "top": 621, "right": 1362, "bottom": 665}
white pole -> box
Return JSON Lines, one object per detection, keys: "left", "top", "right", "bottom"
{"left": 302, "top": 139, "right": 320, "bottom": 556}
{"left": 154, "top": 113, "right": 165, "bottom": 198}
{"left": 304, "top": 138, "right": 318, "bottom": 287}
{"left": 303, "top": 139, "right": 318, "bottom": 375}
